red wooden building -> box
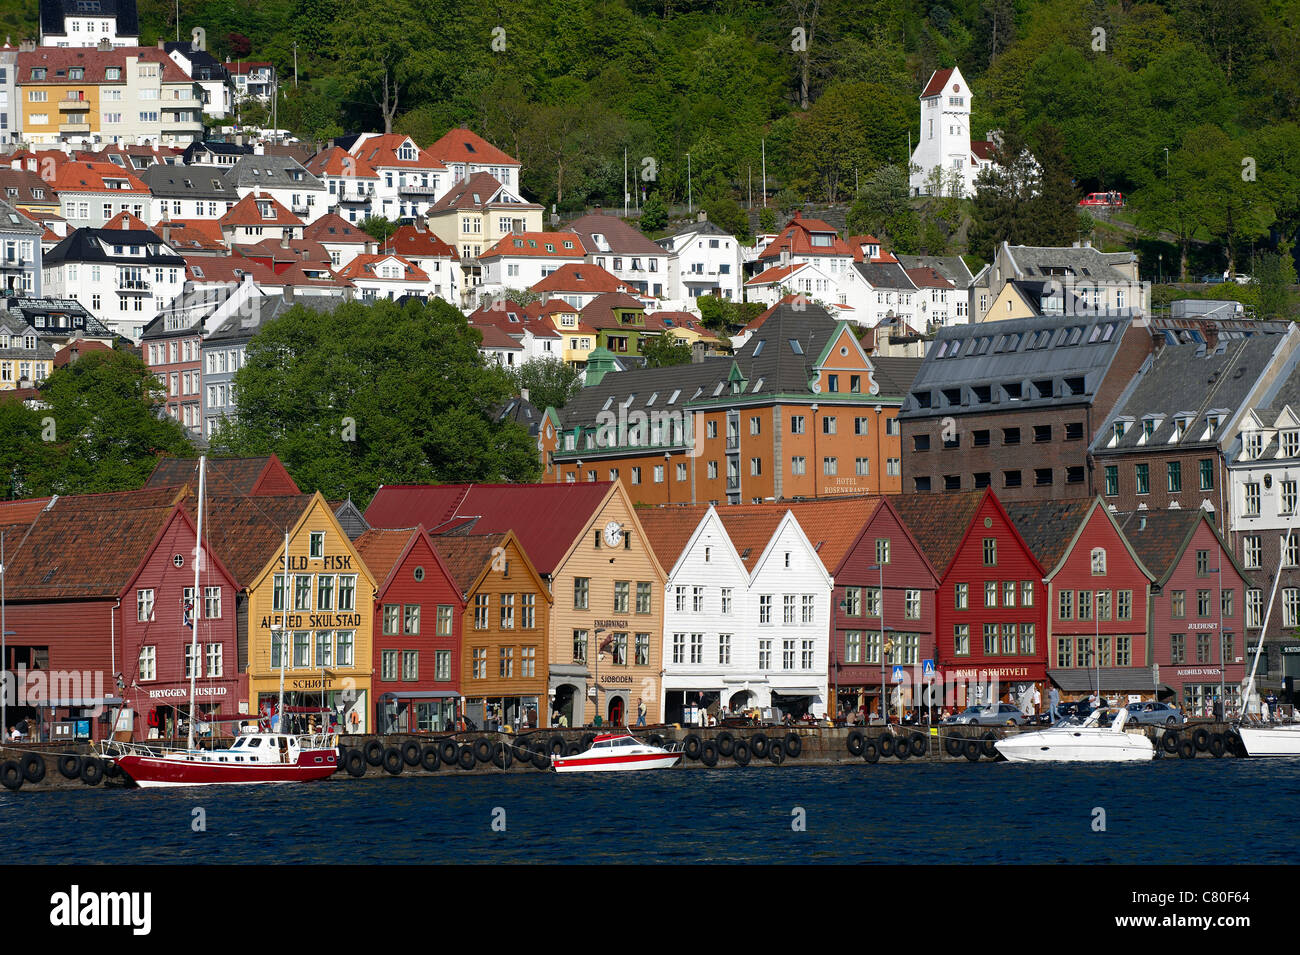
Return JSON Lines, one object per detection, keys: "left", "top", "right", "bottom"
{"left": 355, "top": 525, "right": 465, "bottom": 733}
{"left": 0, "top": 487, "right": 184, "bottom": 741}
{"left": 893, "top": 489, "right": 1048, "bottom": 710}
{"left": 1008, "top": 497, "right": 1157, "bottom": 705}
{"left": 117, "top": 504, "right": 242, "bottom": 740}
{"left": 784, "top": 496, "right": 939, "bottom": 720}
{"left": 1116, "top": 509, "right": 1257, "bottom": 715}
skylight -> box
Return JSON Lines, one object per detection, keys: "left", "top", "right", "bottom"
{"left": 789, "top": 339, "right": 804, "bottom": 355}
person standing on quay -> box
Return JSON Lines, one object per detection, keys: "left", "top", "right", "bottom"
{"left": 1048, "top": 686, "right": 1061, "bottom": 724}
{"left": 636, "top": 697, "right": 646, "bottom": 727}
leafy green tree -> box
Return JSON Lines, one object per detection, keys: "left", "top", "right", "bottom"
{"left": 639, "top": 192, "right": 668, "bottom": 234}
{"left": 641, "top": 334, "right": 693, "bottom": 368}
{"left": 758, "top": 207, "right": 777, "bottom": 233}
{"left": 701, "top": 196, "right": 748, "bottom": 240}
{"left": 507, "top": 358, "right": 584, "bottom": 412}
{"left": 1027, "top": 123, "right": 1081, "bottom": 246}
{"left": 0, "top": 400, "right": 57, "bottom": 499}
{"left": 361, "top": 216, "right": 398, "bottom": 246}
{"left": 18, "top": 349, "right": 195, "bottom": 495}
{"left": 775, "top": 188, "right": 801, "bottom": 216}
{"left": 1254, "top": 244, "right": 1296, "bottom": 319}
{"left": 212, "top": 298, "right": 539, "bottom": 499}
{"left": 696, "top": 295, "right": 730, "bottom": 331}
{"left": 332, "top": 0, "right": 427, "bottom": 133}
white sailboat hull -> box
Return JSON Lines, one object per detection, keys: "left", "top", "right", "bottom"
{"left": 995, "top": 727, "right": 1154, "bottom": 763}
{"left": 1237, "top": 725, "right": 1300, "bottom": 757}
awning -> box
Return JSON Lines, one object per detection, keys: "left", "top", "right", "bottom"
{"left": 26, "top": 696, "right": 124, "bottom": 707}
{"left": 771, "top": 687, "right": 822, "bottom": 697}
{"left": 722, "top": 674, "right": 765, "bottom": 684}
{"left": 1047, "top": 668, "right": 1156, "bottom": 694}
{"left": 377, "top": 691, "right": 460, "bottom": 701}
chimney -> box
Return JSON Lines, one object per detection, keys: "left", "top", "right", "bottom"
{"left": 792, "top": 210, "right": 801, "bottom": 220}
{"left": 280, "top": 230, "right": 290, "bottom": 249}
{"left": 521, "top": 387, "right": 530, "bottom": 404}
{"left": 698, "top": 211, "right": 706, "bottom": 222}
{"left": 158, "top": 40, "right": 166, "bottom": 50}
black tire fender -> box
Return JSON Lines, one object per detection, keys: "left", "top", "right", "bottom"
{"left": 784, "top": 733, "right": 802, "bottom": 758}
{"left": 1161, "top": 731, "right": 1180, "bottom": 755}
{"left": 580, "top": 732, "right": 597, "bottom": 750}
{"left": 1208, "top": 733, "right": 1226, "bottom": 758}
{"left": 344, "top": 749, "right": 366, "bottom": 777}
{"left": 846, "top": 729, "right": 864, "bottom": 756}
{"left": 0, "top": 760, "right": 21, "bottom": 790}
{"left": 457, "top": 745, "right": 477, "bottom": 770}
{"left": 1178, "top": 738, "right": 1196, "bottom": 759}
{"left": 894, "top": 736, "right": 911, "bottom": 760}
{"left": 862, "top": 739, "right": 880, "bottom": 763}
{"left": 20, "top": 752, "right": 45, "bottom": 784}
{"left": 440, "top": 739, "right": 460, "bottom": 765}
{"left": 531, "top": 751, "right": 551, "bottom": 771}
{"left": 715, "top": 731, "right": 735, "bottom": 757}
{"left": 474, "top": 737, "right": 493, "bottom": 763}
{"left": 491, "top": 741, "right": 513, "bottom": 770}
{"left": 57, "top": 754, "right": 82, "bottom": 779}
{"left": 1192, "top": 727, "right": 1211, "bottom": 752}
{"left": 768, "top": 740, "right": 785, "bottom": 764}
{"left": 981, "top": 731, "right": 999, "bottom": 758}
{"left": 80, "top": 757, "right": 104, "bottom": 786}
{"left": 944, "top": 735, "right": 964, "bottom": 758}
{"left": 749, "top": 732, "right": 769, "bottom": 758}
{"left": 548, "top": 735, "right": 566, "bottom": 756}
{"left": 401, "top": 740, "right": 422, "bottom": 767}
{"left": 732, "top": 739, "right": 751, "bottom": 766}
{"left": 382, "top": 747, "right": 403, "bottom": 775}
{"left": 878, "top": 734, "right": 896, "bottom": 758}
{"left": 963, "top": 739, "right": 982, "bottom": 762}
{"left": 683, "top": 733, "right": 703, "bottom": 760}
{"left": 364, "top": 739, "right": 384, "bottom": 766}
{"left": 700, "top": 740, "right": 719, "bottom": 767}
{"left": 909, "top": 734, "right": 928, "bottom": 757}
{"left": 420, "top": 745, "right": 441, "bottom": 772}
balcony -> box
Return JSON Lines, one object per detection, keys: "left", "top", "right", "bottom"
{"left": 398, "top": 181, "right": 438, "bottom": 196}
{"left": 337, "top": 189, "right": 373, "bottom": 203}
{"left": 726, "top": 472, "right": 741, "bottom": 492}
{"left": 117, "top": 278, "right": 151, "bottom": 292}
{"left": 292, "top": 204, "right": 310, "bottom": 215}
{"left": 58, "top": 97, "right": 90, "bottom": 111}
{"left": 59, "top": 121, "right": 91, "bottom": 134}
{"left": 163, "top": 96, "right": 204, "bottom": 110}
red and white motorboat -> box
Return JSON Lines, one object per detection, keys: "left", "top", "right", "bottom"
{"left": 551, "top": 732, "right": 683, "bottom": 773}
{"left": 99, "top": 733, "right": 340, "bottom": 788}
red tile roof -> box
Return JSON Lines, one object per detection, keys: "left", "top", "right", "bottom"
{"left": 218, "top": 192, "right": 303, "bottom": 228}
{"left": 189, "top": 494, "right": 314, "bottom": 587}
{"left": 428, "top": 172, "right": 540, "bottom": 213}
{"left": 334, "top": 253, "right": 429, "bottom": 283}
{"left": 758, "top": 215, "right": 853, "bottom": 262}
{"left": 305, "top": 146, "right": 379, "bottom": 179}
{"left": 530, "top": 262, "right": 627, "bottom": 296}
{"left": 53, "top": 339, "right": 114, "bottom": 367}
{"left": 365, "top": 483, "right": 617, "bottom": 575}
{"left": 184, "top": 254, "right": 276, "bottom": 285}
{"left": 581, "top": 291, "right": 651, "bottom": 331}
{"left": 53, "top": 161, "right": 149, "bottom": 195}
{"left": 480, "top": 231, "right": 586, "bottom": 258}
{"left": 303, "top": 213, "right": 374, "bottom": 245}
{"left": 156, "top": 221, "right": 226, "bottom": 253}
{"left": 746, "top": 263, "right": 805, "bottom": 286}
{"left": 145, "top": 455, "right": 300, "bottom": 497}
{"left": 354, "top": 527, "right": 419, "bottom": 589}
{"left": 904, "top": 267, "right": 955, "bottom": 289}
{"left": 781, "top": 497, "right": 885, "bottom": 574}
{"left": 432, "top": 532, "right": 505, "bottom": 594}
{"left": 712, "top": 506, "right": 786, "bottom": 573}
{"left": 634, "top": 505, "right": 712, "bottom": 571}
{"left": 18, "top": 46, "right": 190, "bottom": 84}
{"left": 426, "top": 128, "right": 519, "bottom": 168}
{"left": 382, "top": 224, "right": 457, "bottom": 259}
{"left": 921, "top": 67, "right": 956, "bottom": 98}
{"left": 971, "top": 140, "right": 995, "bottom": 161}
{"left": 354, "top": 134, "right": 446, "bottom": 172}
{"left": 889, "top": 491, "right": 987, "bottom": 576}
{"left": 103, "top": 210, "right": 153, "bottom": 233}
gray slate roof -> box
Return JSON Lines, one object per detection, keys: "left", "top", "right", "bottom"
{"left": 0, "top": 199, "right": 43, "bottom": 236}
{"left": 203, "top": 293, "right": 340, "bottom": 345}
{"left": 222, "top": 156, "right": 324, "bottom": 192}
{"left": 1003, "top": 244, "right": 1136, "bottom": 285}
{"left": 141, "top": 164, "right": 232, "bottom": 200}
{"left": 854, "top": 260, "right": 917, "bottom": 291}
{"left": 2, "top": 296, "right": 114, "bottom": 340}
{"left": 896, "top": 254, "right": 974, "bottom": 289}
{"left": 1090, "top": 334, "right": 1287, "bottom": 455}
{"left": 900, "top": 313, "right": 1136, "bottom": 420}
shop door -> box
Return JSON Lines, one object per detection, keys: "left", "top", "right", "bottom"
{"left": 608, "top": 696, "right": 625, "bottom": 726}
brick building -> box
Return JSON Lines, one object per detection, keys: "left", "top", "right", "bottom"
{"left": 542, "top": 304, "right": 920, "bottom": 506}
{"left": 898, "top": 313, "right": 1152, "bottom": 502}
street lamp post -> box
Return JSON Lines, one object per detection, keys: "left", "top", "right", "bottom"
{"left": 592, "top": 627, "right": 606, "bottom": 728}
{"left": 869, "top": 563, "right": 884, "bottom": 722}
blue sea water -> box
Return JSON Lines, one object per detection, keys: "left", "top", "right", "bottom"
{"left": 4, "top": 760, "right": 1298, "bottom": 864}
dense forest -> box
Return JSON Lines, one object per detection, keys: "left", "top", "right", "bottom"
{"left": 5, "top": 0, "right": 1297, "bottom": 273}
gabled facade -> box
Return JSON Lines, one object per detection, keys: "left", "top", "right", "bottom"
{"left": 0, "top": 198, "right": 44, "bottom": 296}
{"left": 118, "top": 503, "right": 241, "bottom": 740}
{"left": 242, "top": 493, "right": 377, "bottom": 733}
{"left": 0, "top": 312, "right": 55, "bottom": 389}
{"left": 222, "top": 155, "right": 327, "bottom": 225}
{"left": 334, "top": 252, "right": 434, "bottom": 302}
{"left": 424, "top": 171, "right": 542, "bottom": 262}
{"left": 907, "top": 66, "right": 992, "bottom": 198}
{"left": 893, "top": 489, "right": 1048, "bottom": 707}
{"left": 568, "top": 212, "right": 671, "bottom": 300}
{"left": 356, "top": 525, "right": 465, "bottom": 733}
{"left": 304, "top": 146, "right": 379, "bottom": 224}
{"left": 438, "top": 530, "right": 552, "bottom": 730}
{"left": 656, "top": 217, "right": 742, "bottom": 303}
{"left": 1008, "top": 497, "right": 1157, "bottom": 701}
{"left": 1116, "top": 509, "right": 1257, "bottom": 714}
{"left": 426, "top": 128, "right": 521, "bottom": 193}
{"left": 350, "top": 133, "right": 448, "bottom": 222}
{"left": 474, "top": 230, "right": 586, "bottom": 307}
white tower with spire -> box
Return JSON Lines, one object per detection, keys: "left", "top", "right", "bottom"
{"left": 909, "top": 66, "right": 991, "bottom": 198}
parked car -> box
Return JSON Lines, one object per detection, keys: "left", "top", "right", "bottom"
{"left": 947, "top": 703, "right": 1026, "bottom": 726}
{"left": 1123, "top": 701, "right": 1185, "bottom": 726}
{"left": 1199, "top": 273, "right": 1226, "bottom": 284}
{"left": 1232, "top": 273, "right": 1253, "bottom": 285}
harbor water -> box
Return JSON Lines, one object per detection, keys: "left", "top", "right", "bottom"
{"left": 4, "top": 759, "right": 1298, "bottom": 864}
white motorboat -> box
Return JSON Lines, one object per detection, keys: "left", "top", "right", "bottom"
{"left": 993, "top": 707, "right": 1154, "bottom": 763}
{"left": 1236, "top": 722, "right": 1300, "bottom": 757}
{"left": 551, "top": 732, "right": 683, "bottom": 773}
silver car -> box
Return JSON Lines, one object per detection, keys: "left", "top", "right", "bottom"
{"left": 949, "top": 703, "right": 1026, "bottom": 726}
{"left": 1122, "top": 701, "right": 1185, "bottom": 726}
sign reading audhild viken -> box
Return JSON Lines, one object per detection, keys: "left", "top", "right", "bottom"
{"left": 49, "top": 885, "right": 151, "bottom": 936}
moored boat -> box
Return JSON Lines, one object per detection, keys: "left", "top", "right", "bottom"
{"left": 993, "top": 707, "right": 1154, "bottom": 763}
{"left": 101, "top": 732, "right": 340, "bottom": 787}
{"left": 551, "top": 732, "right": 683, "bottom": 773}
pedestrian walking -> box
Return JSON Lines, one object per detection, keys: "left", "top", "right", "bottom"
{"left": 1048, "top": 686, "right": 1061, "bottom": 723}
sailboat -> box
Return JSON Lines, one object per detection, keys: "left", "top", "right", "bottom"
{"left": 1236, "top": 525, "right": 1300, "bottom": 756}
{"left": 98, "top": 457, "right": 341, "bottom": 787}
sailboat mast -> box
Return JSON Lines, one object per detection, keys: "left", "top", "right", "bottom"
{"left": 186, "top": 456, "right": 206, "bottom": 751}
{"left": 1243, "top": 526, "right": 1292, "bottom": 714}
{"left": 278, "top": 530, "right": 289, "bottom": 732}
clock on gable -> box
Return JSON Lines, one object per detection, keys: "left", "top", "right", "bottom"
{"left": 603, "top": 521, "right": 624, "bottom": 547}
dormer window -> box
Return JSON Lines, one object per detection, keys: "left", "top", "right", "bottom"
{"left": 1243, "top": 431, "right": 1264, "bottom": 459}
{"left": 1204, "top": 414, "right": 1221, "bottom": 439}
{"left": 1139, "top": 417, "right": 1160, "bottom": 444}
{"left": 1172, "top": 416, "right": 1192, "bottom": 442}
{"left": 1282, "top": 430, "right": 1300, "bottom": 459}
{"left": 1110, "top": 420, "right": 1128, "bottom": 446}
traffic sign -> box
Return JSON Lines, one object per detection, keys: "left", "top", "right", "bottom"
{"left": 891, "top": 665, "right": 905, "bottom": 684}
{"left": 922, "top": 659, "right": 936, "bottom": 681}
